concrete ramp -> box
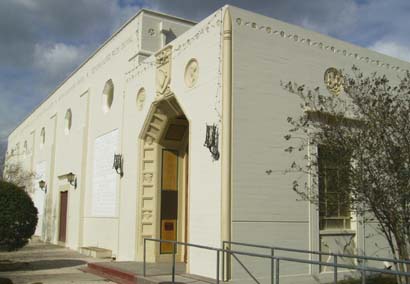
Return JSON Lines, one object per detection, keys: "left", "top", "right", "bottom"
{"left": 84, "top": 261, "right": 215, "bottom": 284}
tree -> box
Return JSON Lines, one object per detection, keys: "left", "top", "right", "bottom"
{"left": 283, "top": 66, "right": 410, "bottom": 283}
{"left": 2, "top": 162, "right": 36, "bottom": 194}
{"left": 0, "top": 141, "right": 6, "bottom": 179}
{"left": 0, "top": 180, "right": 38, "bottom": 251}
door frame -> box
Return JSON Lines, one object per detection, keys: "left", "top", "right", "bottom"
{"left": 136, "top": 95, "right": 190, "bottom": 263}
{"left": 58, "top": 190, "right": 69, "bottom": 244}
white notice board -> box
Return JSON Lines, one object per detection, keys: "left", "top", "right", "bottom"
{"left": 91, "top": 129, "right": 119, "bottom": 217}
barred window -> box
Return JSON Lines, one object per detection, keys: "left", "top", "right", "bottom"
{"left": 318, "top": 145, "right": 351, "bottom": 230}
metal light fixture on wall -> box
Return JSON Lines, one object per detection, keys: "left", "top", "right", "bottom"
{"left": 113, "top": 154, "right": 124, "bottom": 177}
{"left": 67, "top": 172, "right": 77, "bottom": 189}
{"left": 204, "top": 124, "right": 220, "bottom": 161}
{"left": 38, "top": 180, "right": 47, "bottom": 193}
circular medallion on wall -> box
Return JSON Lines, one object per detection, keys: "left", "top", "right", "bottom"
{"left": 136, "top": 88, "right": 146, "bottom": 111}
{"left": 324, "top": 67, "right": 344, "bottom": 96}
{"left": 184, "top": 58, "right": 199, "bottom": 88}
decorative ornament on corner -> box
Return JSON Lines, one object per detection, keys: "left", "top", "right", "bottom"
{"left": 155, "top": 45, "right": 173, "bottom": 99}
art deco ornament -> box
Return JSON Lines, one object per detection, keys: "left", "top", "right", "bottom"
{"left": 155, "top": 46, "right": 173, "bottom": 98}
{"left": 324, "top": 67, "right": 344, "bottom": 96}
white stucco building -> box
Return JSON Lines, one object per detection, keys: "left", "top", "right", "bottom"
{"left": 4, "top": 5, "right": 410, "bottom": 283}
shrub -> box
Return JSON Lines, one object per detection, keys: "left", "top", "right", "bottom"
{"left": 0, "top": 180, "right": 38, "bottom": 251}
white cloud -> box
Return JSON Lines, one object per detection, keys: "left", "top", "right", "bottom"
{"left": 33, "top": 43, "right": 88, "bottom": 76}
{"left": 369, "top": 41, "right": 410, "bottom": 62}
{"left": 13, "top": 0, "right": 37, "bottom": 9}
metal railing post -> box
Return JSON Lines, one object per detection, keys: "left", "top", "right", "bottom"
{"left": 172, "top": 242, "right": 176, "bottom": 284}
{"left": 143, "top": 238, "right": 146, "bottom": 277}
{"left": 271, "top": 248, "right": 275, "bottom": 284}
{"left": 362, "top": 264, "right": 366, "bottom": 284}
{"left": 222, "top": 242, "right": 225, "bottom": 282}
{"left": 217, "top": 249, "right": 220, "bottom": 284}
{"left": 275, "top": 258, "right": 280, "bottom": 284}
{"left": 318, "top": 251, "right": 322, "bottom": 273}
{"left": 333, "top": 256, "right": 337, "bottom": 284}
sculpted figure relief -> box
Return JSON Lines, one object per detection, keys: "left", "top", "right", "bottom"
{"left": 324, "top": 67, "right": 344, "bottom": 96}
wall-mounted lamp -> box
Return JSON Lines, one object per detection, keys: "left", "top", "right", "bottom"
{"left": 204, "top": 124, "right": 220, "bottom": 161}
{"left": 113, "top": 154, "right": 124, "bottom": 177}
{"left": 38, "top": 180, "right": 47, "bottom": 193}
{"left": 67, "top": 172, "right": 77, "bottom": 189}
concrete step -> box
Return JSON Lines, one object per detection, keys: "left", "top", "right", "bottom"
{"left": 80, "top": 246, "right": 112, "bottom": 258}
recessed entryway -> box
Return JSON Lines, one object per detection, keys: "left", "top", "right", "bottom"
{"left": 137, "top": 95, "right": 189, "bottom": 263}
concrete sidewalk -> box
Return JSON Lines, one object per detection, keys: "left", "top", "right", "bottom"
{"left": 0, "top": 238, "right": 115, "bottom": 284}
{"left": 85, "top": 261, "right": 216, "bottom": 284}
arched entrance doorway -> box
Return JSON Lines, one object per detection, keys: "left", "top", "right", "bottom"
{"left": 137, "top": 95, "right": 189, "bottom": 262}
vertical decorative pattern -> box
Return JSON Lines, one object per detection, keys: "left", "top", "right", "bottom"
{"left": 139, "top": 109, "right": 168, "bottom": 246}
{"left": 221, "top": 7, "right": 233, "bottom": 280}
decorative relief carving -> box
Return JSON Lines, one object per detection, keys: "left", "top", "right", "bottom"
{"left": 324, "top": 67, "right": 344, "bottom": 96}
{"left": 155, "top": 46, "right": 173, "bottom": 98}
{"left": 125, "top": 11, "right": 222, "bottom": 83}
{"left": 136, "top": 88, "right": 146, "bottom": 111}
{"left": 145, "top": 136, "right": 154, "bottom": 145}
{"left": 234, "top": 17, "right": 408, "bottom": 73}
{"left": 184, "top": 59, "right": 199, "bottom": 88}
{"left": 142, "top": 211, "right": 152, "bottom": 221}
{"left": 148, "top": 28, "right": 155, "bottom": 36}
{"left": 143, "top": 173, "right": 153, "bottom": 183}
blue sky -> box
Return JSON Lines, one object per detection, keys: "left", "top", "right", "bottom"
{"left": 1, "top": 0, "right": 410, "bottom": 151}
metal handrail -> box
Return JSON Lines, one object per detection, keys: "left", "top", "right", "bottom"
{"left": 223, "top": 240, "right": 410, "bottom": 265}
{"left": 143, "top": 238, "right": 410, "bottom": 284}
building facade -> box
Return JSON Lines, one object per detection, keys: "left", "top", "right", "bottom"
{"left": 4, "top": 6, "right": 410, "bottom": 283}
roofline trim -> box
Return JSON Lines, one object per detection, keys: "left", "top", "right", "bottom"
{"left": 9, "top": 8, "right": 196, "bottom": 137}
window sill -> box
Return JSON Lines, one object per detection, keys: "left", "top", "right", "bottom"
{"left": 319, "top": 229, "right": 356, "bottom": 236}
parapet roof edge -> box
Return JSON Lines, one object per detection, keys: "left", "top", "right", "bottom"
{"left": 8, "top": 8, "right": 196, "bottom": 138}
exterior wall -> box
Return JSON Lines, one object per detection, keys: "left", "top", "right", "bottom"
{"left": 229, "top": 6, "right": 409, "bottom": 283}
{"left": 124, "top": 8, "right": 224, "bottom": 277}
{"left": 6, "top": 5, "right": 410, "bottom": 282}
{"left": 5, "top": 6, "right": 225, "bottom": 280}
{"left": 5, "top": 10, "right": 195, "bottom": 261}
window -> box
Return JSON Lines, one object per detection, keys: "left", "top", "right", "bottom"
{"left": 102, "top": 79, "right": 114, "bottom": 113}
{"left": 318, "top": 145, "right": 351, "bottom": 230}
{"left": 23, "top": 141, "right": 28, "bottom": 155}
{"left": 64, "top": 109, "right": 72, "bottom": 134}
{"left": 136, "top": 87, "right": 146, "bottom": 111}
{"left": 40, "top": 127, "right": 46, "bottom": 147}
